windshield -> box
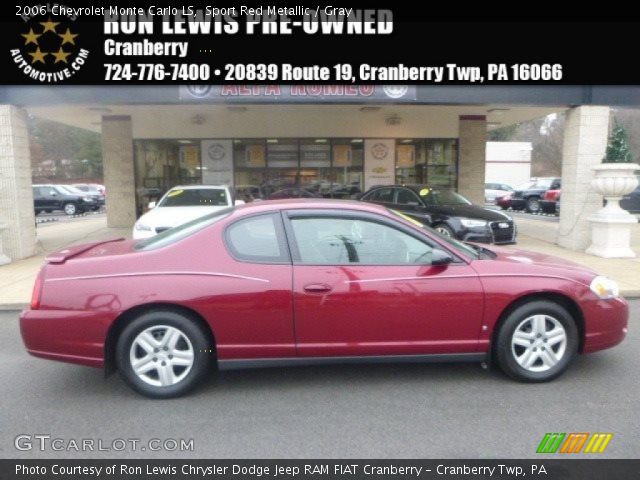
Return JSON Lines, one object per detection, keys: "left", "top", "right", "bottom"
{"left": 158, "top": 188, "right": 229, "bottom": 207}
{"left": 388, "top": 209, "right": 479, "bottom": 259}
{"left": 533, "top": 178, "right": 555, "bottom": 189}
{"left": 515, "top": 181, "right": 536, "bottom": 190}
{"left": 420, "top": 188, "right": 471, "bottom": 206}
{"left": 134, "top": 207, "right": 234, "bottom": 251}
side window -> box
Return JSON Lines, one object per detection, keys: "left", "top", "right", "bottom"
{"left": 395, "top": 188, "right": 421, "bottom": 205}
{"left": 372, "top": 188, "right": 394, "bottom": 203}
{"left": 290, "top": 217, "right": 436, "bottom": 265}
{"left": 226, "top": 214, "right": 289, "bottom": 263}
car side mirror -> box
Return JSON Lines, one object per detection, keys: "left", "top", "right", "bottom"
{"left": 148, "top": 201, "right": 156, "bottom": 209}
{"left": 431, "top": 249, "right": 454, "bottom": 266}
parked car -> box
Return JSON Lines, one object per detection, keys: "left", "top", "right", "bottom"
{"left": 72, "top": 183, "right": 106, "bottom": 207}
{"left": 620, "top": 177, "right": 640, "bottom": 213}
{"left": 540, "top": 189, "right": 561, "bottom": 215}
{"left": 32, "top": 184, "right": 99, "bottom": 216}
{"left": 511, "top": 177, "right": 561, "bottom": 213}
{"left": 360, "top": 184, "right": 516, "bottom": 244}
{"left": 485, "top": 183, "right": 513, "bottom": 204}
{"left": 496, "top": 192, "right": 514, "bottom": 210}
{"left": 267, "top": 187, "right": 319, "bottom": 200}
{"left": 20, "top": 199, "right": 628, "bottom": 398}
{"left": 133, "top": 185, "right": 234, "bottom": 239}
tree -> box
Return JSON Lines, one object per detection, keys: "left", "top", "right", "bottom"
{"left": 488, "top": 124, "right": 518, "bottom": 141}
{"left": 603, "top": 121, "right": 633, "bottom": 163}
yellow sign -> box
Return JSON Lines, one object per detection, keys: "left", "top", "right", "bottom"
{"left": 419, "top": 188, "right": 430, "bottom": 196}
{"left": 181, "top": 146, "right": 200, "bottom": 169}
{"left": 396, "top": 145, "right": 415, "bottom": 168}
{"left": 392, "top": 210, "right": 425, "bottom": 228}
{"left": 333, "top": 145, "right": 351, "bottom": 167}
{"left": 167, "top": 189, "right": 184, "bottom": 197}
{"left": 247, "top": 144, "right": 266, "bottom": 167}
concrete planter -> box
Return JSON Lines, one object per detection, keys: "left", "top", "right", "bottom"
{"left": 586, "top": 163, "right": 639, "bottom": 258}
{"left": 0, "top": 223, "right": 11, "bottom": 266}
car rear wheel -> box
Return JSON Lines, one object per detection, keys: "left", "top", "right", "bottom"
{"left": 495, "top": 300, "right": 578, "bottom": 382}
{"left": 116, "top": 310, "right": 212, "bottom": 398}
{"left": 434, "top": 224, "right": 455, "bottom": 238}
{"left": 526, "top": 196, "right": 541, "bottom": 213}
{"left": 63, "top": 203, "right": 77, "bottom": 215}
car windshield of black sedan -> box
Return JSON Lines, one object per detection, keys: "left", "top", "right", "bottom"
{"left": 422, "top": 189, "right": 471, "bottom": 206}
{"left": 388, "top": 209, "right": 479, "bottom": 259}
{"left": 134, "top": 207, "right": 234, "bottom": 251}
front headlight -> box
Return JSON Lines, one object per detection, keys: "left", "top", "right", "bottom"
{"left": 460, "top": 218, "right": 488, "bottom": 228}
{"left": 134, "top": 222, "right": 152, "bottom": 232}
{"left": 590, "top": 276, "right": 619, "bottom": 299}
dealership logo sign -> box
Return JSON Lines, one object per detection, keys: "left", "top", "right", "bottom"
{"left": 186, "top": 85, "right": 213, "bottom": 98}
{"left": 537, "top": 432, "right": 613, "bottom": 454}
{"left": 371, "top": 143, "right": 390, "bottom": 160}
{"left": 10, "top": 7, "right": 88, "bottom": 83}
{"left": 207, "top": 143, "right": 227, "bottom": 161}
{"left": 383, "top": 85, "right": 409, "bottom": 99}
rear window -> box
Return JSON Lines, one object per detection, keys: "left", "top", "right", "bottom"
{"left": 158, "top": 188, "right": 229, "bottom": 207}
{"left": 134, "top": 207, "right": 234, "bottom": 251}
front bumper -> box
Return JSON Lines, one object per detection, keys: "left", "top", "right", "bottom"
{"left": 20, "top": 309, "right": 108, "bottom": 368}
{"left": 509, "top": 198, "right": 526, "bottom": 210}
{"left": 582, "top": 296, "right": 628, "bottom": 353}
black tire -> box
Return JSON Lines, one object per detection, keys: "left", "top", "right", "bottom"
{"left": 499, "top": 205, "right": 508, "bottom": 210}
{"left": 434, "top": 223, "right": 456, "bottom": 238}
{"left": 495, "top": 300, "right": 578, "bottom": 382}
{"left": 116, "top": 310, "right": 213, "bottom": 399}
{"left": 525, "top": 196, "right": 541, "bottom": 213}
{"left": 63, "top": 203, "right": 77, "bottom": 216}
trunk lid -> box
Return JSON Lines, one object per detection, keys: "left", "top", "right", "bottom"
{"left": 45, "top": 238, "right": 130, "bottom": 264}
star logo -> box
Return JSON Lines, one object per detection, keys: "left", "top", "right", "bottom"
{"left": 51, "top": 47, "right": 71, "bottom": 64}
{"left": 58, "top": 28, "right": 78, "bottom": 46}
{"left": 39, "top": 17, "right": 60, "bottom": 34}
{"left": 28, "top": 47, "right": 48, "bottom": 64}
{"left": 21, "top": 28, "right": 41, "bottom": 46}
{"left": 12, "top": 13, "right": 89, "bottom": 83}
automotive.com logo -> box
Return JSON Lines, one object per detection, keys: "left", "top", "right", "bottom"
{"left": 10, "top": 5, "right": 89, "bottom": 83}
{"left": 536, "top": 432, "right": 613, "bottom": 454}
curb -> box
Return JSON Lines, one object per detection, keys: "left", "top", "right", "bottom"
{"left": 0, "top": 303, "right": 28, "bottom": 311}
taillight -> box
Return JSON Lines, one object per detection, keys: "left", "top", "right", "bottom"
{"left": 30, "top": 269, "right": 44, "bottom": 310}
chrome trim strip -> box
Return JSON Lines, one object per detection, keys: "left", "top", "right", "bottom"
{"left": 46, "top": 271, "right": 270, "bottom": 283}
{"left": 345, "top": 274, "right": 477, "bottom": 284}
{"left": 218, "top": 353, "right": 486, "bottom": 371}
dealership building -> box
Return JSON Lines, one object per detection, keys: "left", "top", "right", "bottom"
{"left": 1, "top": 85, "right": 639, "bottom": 261}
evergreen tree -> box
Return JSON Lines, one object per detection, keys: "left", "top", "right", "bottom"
{"left": 604, "top": 122, "right": 633, "bottom": 163}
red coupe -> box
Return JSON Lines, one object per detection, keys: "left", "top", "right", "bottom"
{"left": 20, "top": 200, "right": 628, "bottom": 398}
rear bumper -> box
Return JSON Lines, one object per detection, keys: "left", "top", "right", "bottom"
{"left": 540, "top": 200, "right": 559, "bottom": 214}
{"left": 582, "top": 296, "right": 628, "bottom": 354}
{"left": 20, "top": 309, "right": 108, "bottom": 368}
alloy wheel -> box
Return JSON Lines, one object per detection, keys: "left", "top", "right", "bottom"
{"left": 436, "top": 226, "right": 452, "bottom": 237}
{"left": 511, "top": 314, "right": 567, "bottom": 372}
{"left": 129, "top": 325, "right": 195, "bottom": 387}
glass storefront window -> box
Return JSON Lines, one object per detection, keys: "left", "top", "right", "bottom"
{"left": 396, "top": 139, "right": 457, "bottom": 188}
{"left": 329, "top": 139, "right": 364, "bottom": 198}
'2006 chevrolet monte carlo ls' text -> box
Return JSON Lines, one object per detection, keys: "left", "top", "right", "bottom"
{"left": 20, "top": 200, "right": 628, "bottom": 398}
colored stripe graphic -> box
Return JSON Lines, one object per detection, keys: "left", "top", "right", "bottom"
{"left": 537, "top": 433, "right": 566, "bottom": 453}
{"left": 584, "top": 433, "right": 613, "bottom": 453}
{"left": 560, "top": 433, "right": 589, "bottom": 453}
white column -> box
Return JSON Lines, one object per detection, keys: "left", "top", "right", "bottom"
{"left": 102, "top": 116, "right": 136, "bottom": 228}
{"left": 458, "top": 115, "right": 487, "bottom": 205}
{"left": 557, "top": 106, "right": 610, "bottom": 251}
{"left": 0, "top": 105, "right": 36, "bottom": 261}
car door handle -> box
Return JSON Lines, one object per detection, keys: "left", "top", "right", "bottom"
{"left": 303, "top": 283, "right": 332, "bottom": 293}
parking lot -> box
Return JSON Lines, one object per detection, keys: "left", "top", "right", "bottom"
{"left": 1, "top": 301, "right": 637, "bottom": 459}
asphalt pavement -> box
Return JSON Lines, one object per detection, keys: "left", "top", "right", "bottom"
{"left": 0, "top": 302, "right": 637, "bottom": 459}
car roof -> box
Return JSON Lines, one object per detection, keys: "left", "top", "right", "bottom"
{"left": 233, "top": 198, "right": 390, "bottom": 215}
{"left": 167, "top": 185, "right": 229, "bottom": 190}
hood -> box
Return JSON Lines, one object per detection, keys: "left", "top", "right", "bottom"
{"left": 429, "top": 204, "right": 512, "bottom": 222}
{"left": 136, "top": 206, "right": 227, "bottom": 229}
{"left": 481, "top": 244, "right": 598, "bottom": 282}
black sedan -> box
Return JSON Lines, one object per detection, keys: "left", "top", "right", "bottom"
{"left": 360, "top": 185, "right": 516, "bottom": 244}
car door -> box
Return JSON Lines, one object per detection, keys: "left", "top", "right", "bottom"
{"left": 284, "top": 210, "right": 484, "bottom": 357}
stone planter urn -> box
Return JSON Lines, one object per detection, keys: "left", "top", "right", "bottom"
{"left": 586, "top": 163, "right": 640, "bottom": 258}
{"left": 0, "top": 223, "right": 11, "bottom": 266}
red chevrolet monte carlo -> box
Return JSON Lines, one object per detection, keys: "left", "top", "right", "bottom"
{"left": 20, "top": 200, "right": 628, "bottom": 398}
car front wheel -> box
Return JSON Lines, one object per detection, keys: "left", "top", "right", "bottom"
{"left": 63, "top": 203, "right": 77, "bottom": 215}
{"left": 116, "top": 310, "right": 212, "bottom": 398}
{"left": 526, "top": 196, "right": 541, "bottom": 213}
{"left": 495, "top": 300, "right": 578, "bottom": 382}
{"left": 434, "top": 224, "right": 455, "bottom": 238}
